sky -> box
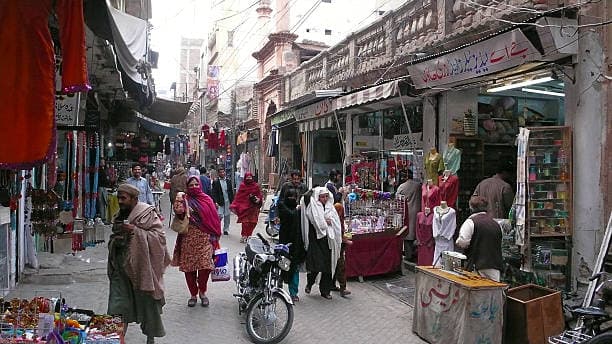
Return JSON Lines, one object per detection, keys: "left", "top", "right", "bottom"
{"left": 150, "top": 0, "right": 210, "bottom": 98}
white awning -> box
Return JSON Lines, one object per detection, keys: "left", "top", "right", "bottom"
{"left": 298, "top": 116, "right": 334, "bottom": 132}
{"left": 335, "top": 80, "right": 399, "bottom": 111}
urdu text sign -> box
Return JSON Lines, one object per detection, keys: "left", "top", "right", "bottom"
{"left": 407, "top": 29, "right": 542, "bottom": 89}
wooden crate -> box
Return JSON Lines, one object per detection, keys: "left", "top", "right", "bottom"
{"left": 504, "top": 284, "right": 564, "bottom": 344}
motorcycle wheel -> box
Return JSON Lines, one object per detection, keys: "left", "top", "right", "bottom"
{"left": 245, "top": 292, "right": 293, "bottom": 344}
{"left": 587, "top": 331, "right": 612, "bottom": 343}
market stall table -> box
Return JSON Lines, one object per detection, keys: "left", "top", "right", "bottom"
{"left": 345, "top": 229, "right": 404, "bottom": 280}
{"left": 412, "top": 266, "right": 508, "bottom": 344}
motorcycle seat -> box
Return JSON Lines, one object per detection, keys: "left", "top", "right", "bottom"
{"left": 246, "top": 237, "right": 266, "bottom": 262}
{"left": 572, "top": 306, "right": 609, "bottom": 318}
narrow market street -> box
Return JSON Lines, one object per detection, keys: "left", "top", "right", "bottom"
{"left": 12, "top": 195, "right": 425, "bottom": 344}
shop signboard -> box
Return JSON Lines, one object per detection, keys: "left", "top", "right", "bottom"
{"left": 294, "top": 98, "right": 334, "bottom": 122}
{"left": 55, "top": 93, "right": 80, "bottom": 126}
{"left": 271, "top": 110, "right": 295, "bottom": 126}
{"left": 408, "top": 29, "right": 542, "bottom": 89}
{"left": 393, "top": 133, "right": 423, "bottom": 150}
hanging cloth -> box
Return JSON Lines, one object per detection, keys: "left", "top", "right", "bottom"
{"left": 219, "top": 129, "right": 226, "bottom": 149}
{"left": 0, "top": 0, "right": 89, "bottom": 168}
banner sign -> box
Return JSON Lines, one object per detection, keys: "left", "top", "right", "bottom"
{"left": 393, "top": 133, "right": 423, "bottom": 150}
{"left": 294, "top": 98, "right": 333, "bottom": 122}
{"left": 408, "top": 29, "right": 542, "bottom": 89}
{"left": 55, "top": 93, "right": 80, "bottom": 126}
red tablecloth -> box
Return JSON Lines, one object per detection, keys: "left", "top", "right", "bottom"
{"left": 345, "top": 230, "right": 404, "bottom": 278}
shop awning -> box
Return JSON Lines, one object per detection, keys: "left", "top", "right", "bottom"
{"left": 335, "top": 80, "right": 399, "bottom": 112}
{"left": 298, "top": 116, "right": 334, "bottom": 132}
{"left": 136, "top": 97, "right": 193, "bottom": 124}
{"left": 135, "top": 112, "right": 182, "bottom": 136}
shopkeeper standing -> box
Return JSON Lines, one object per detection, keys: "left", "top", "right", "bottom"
{"left": 472, "top": 165, "right": 514, "bottom": 219}
{"left": 455, "top": 196, "right": 503, "bottom": 282}
{"left": 326, "top": 169, "right": 343, "bottom": 204}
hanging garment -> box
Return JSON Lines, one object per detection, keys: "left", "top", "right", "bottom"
{"left": 397, "top": 179, "right": 422, "bottom": 240}
{"left": 164, "top": 136, "right": 171, "bottom": 155}
{"left": 421, "top": 184, "right": 441, "bottom": 211}
{"left": 219, "top": 129, "right": 226, "bottom": 149}
{"left": 438, "top": 174, "right": 459, "bottom": 209}
{"left": 416, "top": 211, "right": 434, "bottom": 266}
{"left": 208, "top": 131, "right": 219, "bottom": 149}
{"left": 443, "top": 146, "right": 462, "bottom": 175}
{"left": 432, "top": 206, "right": 456, "bottom": 267}
{"left": 0, "top": 1, "right": 89, "bottom": 168}
{"left": 424, "top": 151, "right": 445, "bottom": 186}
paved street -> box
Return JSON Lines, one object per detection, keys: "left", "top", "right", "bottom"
{"left": 12, "top": 194, "right": 425, "bottom": 344}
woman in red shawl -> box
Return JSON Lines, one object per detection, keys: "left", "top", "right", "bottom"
{"left": 230, "top": 172, "right": 263, "bottom": 243}
{"left": 171, "top": 176, "right": 221, "bottom": 307}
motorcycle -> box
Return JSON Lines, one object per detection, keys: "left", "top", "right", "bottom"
{"left": 264, "top": 194, "right": 280, "bottom": 238}
{"left": 233, "top": 233, "right": 294, "bottom": 344}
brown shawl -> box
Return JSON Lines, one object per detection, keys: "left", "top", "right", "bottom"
{"left": 125, "top": 202, "right": 171, "bottom": 300}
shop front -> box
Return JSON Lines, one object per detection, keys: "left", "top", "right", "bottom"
{"left": 295, "top": 98, "right": 343, "bottom": 188}
{"left": 407, "top": 23, "right": 577, "bottom": 290}
{"left": 332, "top": 79, "right": 426, "bottom": 279}
{"left": 267, "top": 110, "right": 300, "bottom": 189}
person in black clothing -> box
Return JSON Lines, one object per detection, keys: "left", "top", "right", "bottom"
{"left": 455, "top": 196, "right": 503, "bottom": 281}
{"left": 278, "top": 170, "right": 308, "bottom": 202}
{"left": 278, "top": 189, "right": 306, "bottom": 302}
{"left": 325, "top": 169, "right": 342, "bottom": 204}
{"left": 211, "top": 168, "right": 235, "bottom": 235}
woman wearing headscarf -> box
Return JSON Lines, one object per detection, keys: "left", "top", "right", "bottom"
{"left": 278, "top": 189, "right": 306, "bottom": 302}
{"left": 171, "top": 176, "right": 221, "bottom": 307}
{"left": 230, "top": 172, "right": 263, "bottom": 243}
{"left": 301, "top": 187, "right": 342, "bottom": 300}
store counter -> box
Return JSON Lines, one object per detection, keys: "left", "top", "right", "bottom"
{"left": 412, "top": 266, "right": 507, "bottom": 344}
{"left": 345, "top": 229, "right": 404, "bottom": 279}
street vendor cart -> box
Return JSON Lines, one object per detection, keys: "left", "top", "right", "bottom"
{"left": 412, "top": 266, "right": 508, "bottom": 344}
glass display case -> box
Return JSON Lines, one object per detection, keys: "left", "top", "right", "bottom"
{"left": 525, "top": 126, "right": 572, "bottom": 290}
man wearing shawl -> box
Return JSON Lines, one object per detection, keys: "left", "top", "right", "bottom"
{"left": 230, "top": 172, "right": 263, "bottom": 243}
{"left": 171, "top": 176, "right": 221, "bottom": 307}
{"left": 301, "top": 187, "right": 343, "bottom": 299}
{"left": 107, "top": 184, "right": 171, "bottom": 344}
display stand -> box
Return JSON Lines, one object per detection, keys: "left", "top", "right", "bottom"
{"left": 525, "top": 126, "right": 572, "bottom": 290}
{"left": 344, "top": 189, "right": 406, "bottom": 279}
{"left": 412, "top": 267, "right": 507, "bottom": 344}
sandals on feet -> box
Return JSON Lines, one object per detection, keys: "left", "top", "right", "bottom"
{"left": 340, "top": 290, "right": 352, "bottom": 297}
{"left": 187, "top": 298, "right": 197, "bottom": 307}
{"left": 321, "top": 294, "right": 332, "bottom": 300}
{"left": 304, "top": 286, "right": 311, "bottom": 294}
{"left": 291, "top": 295, "right": 300, "bottom": 302}
{"left": 200, "top": 295, "right": 209, "bottom": 307}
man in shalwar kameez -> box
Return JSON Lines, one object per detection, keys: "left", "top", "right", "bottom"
{"left": 107, "top": 184, "right": 171, "bottom": 344}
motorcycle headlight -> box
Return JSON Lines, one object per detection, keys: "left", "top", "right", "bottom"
{"left": 253, "top": 253, "right": 268, "bottom": 270}
{"left": 278, "top": 256, "right": 291, "bottom": 271}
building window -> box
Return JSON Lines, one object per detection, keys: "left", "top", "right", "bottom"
{"left": 325, "top": 29, "right": 332, "bottom": 35}
{"left": 322, "top": 0, "right": 331, "bottom": 3}
{"left": 227, "top": 30, "right": 234, "bottom": 47}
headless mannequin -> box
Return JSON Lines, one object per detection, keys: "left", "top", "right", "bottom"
{"left": 422, "top": 179, "right": 441, "bottom": 211}
{"left": 432, "top": 200, "right": 456, "bottom": 266}
{"left": 424, "top": 207, "right": 431, "bottom": 215}
{"left": 425, "top": 148, "right": 444, "bottom": 185}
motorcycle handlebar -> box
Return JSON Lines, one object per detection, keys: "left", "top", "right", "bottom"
{"left": 257, "top": 233, "right": 270, "bottom": 247}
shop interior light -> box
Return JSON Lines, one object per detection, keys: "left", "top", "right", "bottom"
{"left": 390, "top": 151, "right": 414, "bottom": 156}
{"left": 521, "top": 88, "right": 565, "bottom": 97}
{"left": 487, "top": 76, "right": 554, "bottom": 93}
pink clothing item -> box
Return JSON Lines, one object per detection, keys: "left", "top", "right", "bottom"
{"left": 421, "top": 184, "right": 441, "bottom": 211}
{"left": 438, "top": 174, "right": 459, "bottom": 209}
{"left": 186, "top": 177, "right": 221, "bottom": 237}
{"left": 416, "top": 212, "right": 435, "bottom": 266}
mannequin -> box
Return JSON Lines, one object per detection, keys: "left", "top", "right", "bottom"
{"left": 424, "top": 148, "right": 445, "bottom": 185}
{"left": 432, "top": 201, "right": 456, "bottom": 267}
{"left": 416, "top": 207, "right": 435, "bottom": 266}
{"left": 443, "top": 142, "right": 462, "bottom": 175}
{"left": 421, "top": 179, "right": 441, "bottom": 211}
{"left": 438, "top": 170, "right": 459, "bottom": 209}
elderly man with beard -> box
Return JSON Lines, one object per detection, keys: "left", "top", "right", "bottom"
{"left": 107, "top": 184, "right": 171, "bottom": 344}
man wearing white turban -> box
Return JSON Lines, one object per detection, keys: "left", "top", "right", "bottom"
{"left": 301, "top": 187, "right": 342, "bottom": 299}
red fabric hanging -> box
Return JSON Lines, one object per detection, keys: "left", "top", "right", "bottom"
{"left": 218, "top": 130, "right": 226, "bottom": 149}
{"left": 0, "top": 0, "right": 89, "bottom": 168}
{"left": 207, "top": 131, "right": 219, "bottom": 149}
